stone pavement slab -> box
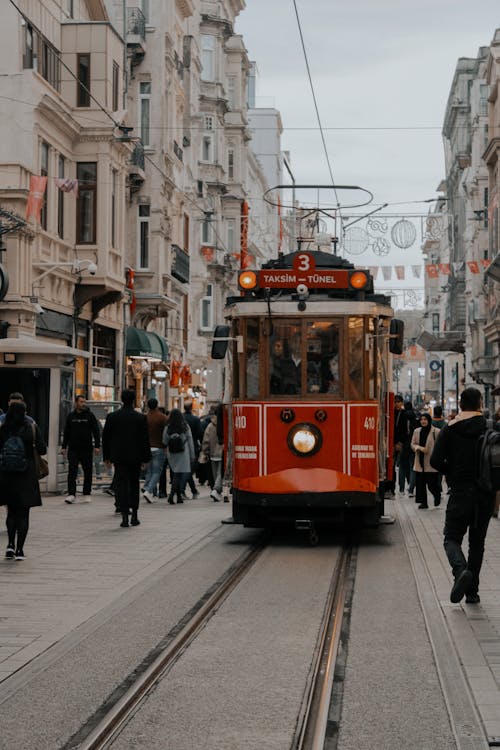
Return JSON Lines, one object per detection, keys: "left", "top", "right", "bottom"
{"left": 396, "top": 491, "right": 500, "bottom": 745}
{"left": 0, "top": 487, "right": 229, "bottom": 682}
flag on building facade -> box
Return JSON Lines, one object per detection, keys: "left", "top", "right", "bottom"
{"left": 54, "top": 178, "right": 79, "bottom": 196}
{"left": 201, "top": 246, "right": 214, "bottom": 263}
{"left": 426, "top": 264, "right": 439, "bottom": 278}
{"left": 439, "top": 263, "right": 450, "bottom": 275}
{"left": 467, "top": 260, "right": 480, "bottom": 274}
{"left": 480, "top": 259, "right": 491, "bottom": 269}
{"left": 26, "top": 175, "right": 47, "bottom": 223}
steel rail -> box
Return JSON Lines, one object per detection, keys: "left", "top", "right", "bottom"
{"left": 294, "top": 546, "right": 352, "bottom": 750}
{"left": 73, "top": 542, "right": 265, "bottom": 750}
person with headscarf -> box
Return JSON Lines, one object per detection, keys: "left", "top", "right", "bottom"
{"left": 0, "top": 399, "right": 46, "bottom": 559}
{"left": 411, "top": 413, "right": 441, "bottom": 509}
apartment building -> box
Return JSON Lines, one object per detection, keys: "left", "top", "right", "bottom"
{"left": 0, "top": 0, "right": 131, "bottom": 488}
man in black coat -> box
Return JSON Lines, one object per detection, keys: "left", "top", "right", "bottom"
{"left": 430, "top": 387, "right": 494, "bottom": 604}
{"left": 62, "top": 395, "right": 101, "bottom": 504}
{"left": 102, "top": 389, "right": 151, "bottom": 528}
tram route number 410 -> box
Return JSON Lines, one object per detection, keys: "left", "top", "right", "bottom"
{"left": 235, "top": 415, "right": 247, "bottom": 429}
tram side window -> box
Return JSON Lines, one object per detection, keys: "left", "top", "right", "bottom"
{"left": 348, "top": 317, "right": 364, "bottom": 399}
{"left": 270, "top": 322, "right": 301, "bottom": 395}
{"left": 306, "top": 321, "right": 340, "bottom": 395}
{"left": 245, "top": 319, "right": 260, "bottom": 398}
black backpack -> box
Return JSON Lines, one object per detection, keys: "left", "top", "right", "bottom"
{"left": 476, "top": 429, "right": 500, "bottom": 493}
{"left": 167, "top": 432, "right": 185, "bottom": 453}
{"left": 0, "top": 433, "right": 28, "bottom": 473}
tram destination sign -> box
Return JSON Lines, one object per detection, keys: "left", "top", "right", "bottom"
{"left": 258, "top": 268, "right": 349, "bottom": 289}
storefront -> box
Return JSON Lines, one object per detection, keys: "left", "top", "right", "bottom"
{"left": 125, "top": 327, "right": 169, "bottom": 408}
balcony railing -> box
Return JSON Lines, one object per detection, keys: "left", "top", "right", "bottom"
{"left": 127, "top": 7, "right": 146, "bottom": 39}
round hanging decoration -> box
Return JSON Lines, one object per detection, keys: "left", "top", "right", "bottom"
{"left": 391, "top": 219, "right": 417, "bottom": 249}
{"left": 343, "top": 227, "right": 369, "bottom": 256}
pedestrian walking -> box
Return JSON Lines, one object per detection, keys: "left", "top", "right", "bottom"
{"left": 386, "top": 394, "right": 409, "bottom": 497}
{"left": 492, "top": 407, "right": 500, "bottom": 519}
{"left": 61, "top": 395, "right": 101, "bottom": 504}
{"left": 183, "top": 400, "right": 203, "bottom": 498}
{"left": 200, "top": 404, "right": 224, "bottom": 502}
{"left": 0, "top": 398, "right": 47, "bottom": 560}
{"left": 411, "top": 413, "right": 441, "bottom": 509}
{"left": 162, "top": 408, "right": 195, "bottom": 505}
{"left": 430, "top": 387, "right": 494, "bottom": 604}
{"left": 102, "top": 389, "right": 151, "bottom": 528}
{"left": 142, "top": 398, "right": 169, "bottom": 503}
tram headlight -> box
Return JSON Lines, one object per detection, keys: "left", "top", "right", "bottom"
{"left": 287, "top": 423, "right": 322, "bottom": 457}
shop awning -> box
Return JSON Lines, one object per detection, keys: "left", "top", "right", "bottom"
{"left": 126, "top": 328, "right": 168, "bottom": 361}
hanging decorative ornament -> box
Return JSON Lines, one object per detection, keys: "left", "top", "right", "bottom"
{"left": 372, "top": 236, "right": 390, "bottom": 256}
{"left": 391, "top": 219, "right": 417, "bottom": 249}
{"left": 424, "top": 215, "right": 443, "bottom": 241}
{"left": 366, "top": 217, "right": 388, "bottom": 238}
{"left": 343, "top": 227, "right": 369, "bottom": 255}
{"left": 404, "top": 289, "right": 419, "bottom": 308}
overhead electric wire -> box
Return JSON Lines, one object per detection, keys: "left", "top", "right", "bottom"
{"left": 292, "top": 0, "right": 343, "bottom": 230}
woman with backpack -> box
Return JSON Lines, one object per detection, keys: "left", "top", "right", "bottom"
{"left": 162, "top": 408, "right": 195, "bottom": 505}
{"left": 0, "top": 399, "right": 47, "bottom": 560}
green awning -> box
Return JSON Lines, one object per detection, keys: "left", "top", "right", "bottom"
{"left": 126, "top": 328, "right": 169, "bottom": 361}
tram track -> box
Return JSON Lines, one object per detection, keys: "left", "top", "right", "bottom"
{"left": 63, "top": 537, "right": 268, "bottom": 750}
{"left": 293, "top": 543, "right": 357, "bottom": 750}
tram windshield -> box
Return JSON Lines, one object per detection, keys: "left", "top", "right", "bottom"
{"left": 239, "top": 316, "right": 372, "bottom": 400}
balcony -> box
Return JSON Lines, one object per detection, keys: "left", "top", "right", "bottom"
{"left": 127, "top": 7, "right": 146, "bottom": 66}
{"left": 171, "top": 244, "right": 190, "bottom": 284}
{"left": 128, "top": 142, "right": 145, "bottom": 193}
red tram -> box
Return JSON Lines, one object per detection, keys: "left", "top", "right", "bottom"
{"left": 212, "top": 248, "right": 403, "bottom": 531}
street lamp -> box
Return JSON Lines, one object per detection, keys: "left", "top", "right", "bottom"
{"left": 417, "top": 367, "right": 425, "bottom": 406}
{"left": 408, "top": 368, "right": 413, "bottom": 404}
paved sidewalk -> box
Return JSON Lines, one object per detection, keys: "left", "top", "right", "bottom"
{"left": 0, "top": 486, "right": 230, "bottom": 683}
{"left": 395, "top": 490, "right": 500, "bottom": 745}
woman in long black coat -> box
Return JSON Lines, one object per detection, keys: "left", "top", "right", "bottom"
{"left": 0, "top": 401, "right": 47, "bottom": 560}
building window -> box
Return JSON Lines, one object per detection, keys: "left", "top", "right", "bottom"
{"left": 76, "top": 162, "right": 97, "bottom": 243}
{"left": 227, "top": 76, "right": 236, "bottom": 109}
{"left": 57, "top": 155, "right": 65, "bottom": 238}
{"left": 183, "top": 213, "right": 189, "bottom": 253}
{"left": 227, "top": 218, "right": 235, "bottom": 252}
{"left": 23, "top": 25, "right": 60, "bottom": 91}
{"left": 111, "top": 169, "right": 117, "bottom": 248}
{"left": 139, "top": 82, "right": 151, "bottom": 147}
{"left": 40, "top": 142, "right": 49, "bottom": 231}
{"left": 201, "top": 135, "right": 213, "bottom": 162}
{"left": 479, "top": 84, "right": 489, "bottom": 116}
{"left": 200, "top": 284, "right": 214, "bottom": 330}
{"left": 228, "top": 148, "right": 234, "bottom": 180}
{"left": 201, "top": 216, "right": 213, "bottom": 245}
{"left": 138, "top": 204, "right": 150, "bottom": 269}
{"left": 201, "top": 35, "right": 215, "bottom": 81}
{"left": 432, "top": 313, "right": 440, "bottom": 334}
{"left": 204, "top": 114, "right": 214, "bottom": 131}
{"left": 112, "top": 61, "right": 119, "bottom": 111}
{"left": 77, "top": 54, "right": 91, "bottom": 107}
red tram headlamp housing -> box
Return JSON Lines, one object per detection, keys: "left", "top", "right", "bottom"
{"left": 287, "top": 423, "right": 322, "bottom": 457}
{"left": 238, "top": 270, "right": 258, "bottom": 292}
{"left": 348, "top": 270, "right": 369, "bottom": 291}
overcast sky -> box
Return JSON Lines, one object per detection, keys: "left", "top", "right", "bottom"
{"left": 236, "top": 1, "right": 499, "bottom": 301}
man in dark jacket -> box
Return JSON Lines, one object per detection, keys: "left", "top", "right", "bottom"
{"left": 62, "top": 395, "right": 101, "bottom": 504}
{"left": 430, "top": 387, "right": 494, "bottom": 604}
{"left": 102, "top": 389, "right": 151, "bottom": 528}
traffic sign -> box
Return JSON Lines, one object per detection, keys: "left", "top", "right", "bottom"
{"left": 429, "top": 360, "right": 441, "bottom": 372}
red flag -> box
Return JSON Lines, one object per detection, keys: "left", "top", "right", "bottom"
{"left": 426, "top": 264, "right": 438, "bottom": 278}
{"left": 467, "top": 261, "right": 479, "bottom": 274}
{"left": 26, "top": 175, "right": 47, "bottom": 223}
{"left": 480, "top": 259, "right": 491, "bottom": 269}
{"left": 201, "top": 246, "right": 214, "bottom": 263}
{"left": 125, "top": 267, "right": 136, "bottom": 316}
{"left": 240, "top": 201, "right": 249, "bottom": 270}
{"left": 170, "top": 360, "right": 181, "bottom": 387}
{"left": 438, "top": 263, "right": 450, "bottom": 275}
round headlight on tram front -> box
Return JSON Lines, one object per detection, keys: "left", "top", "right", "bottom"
{"left": 287, "top": 423, "right": 322, "bottom": 457}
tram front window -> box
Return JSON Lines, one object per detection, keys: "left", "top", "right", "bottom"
{"left": 246, "top": 319, "right": 260, "bottom": 398}
{"left": 306, "top": 322, "right": 340, "bottom": 394}
{"left": 270, "top": 322, "right": 301, "bottom": 395}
